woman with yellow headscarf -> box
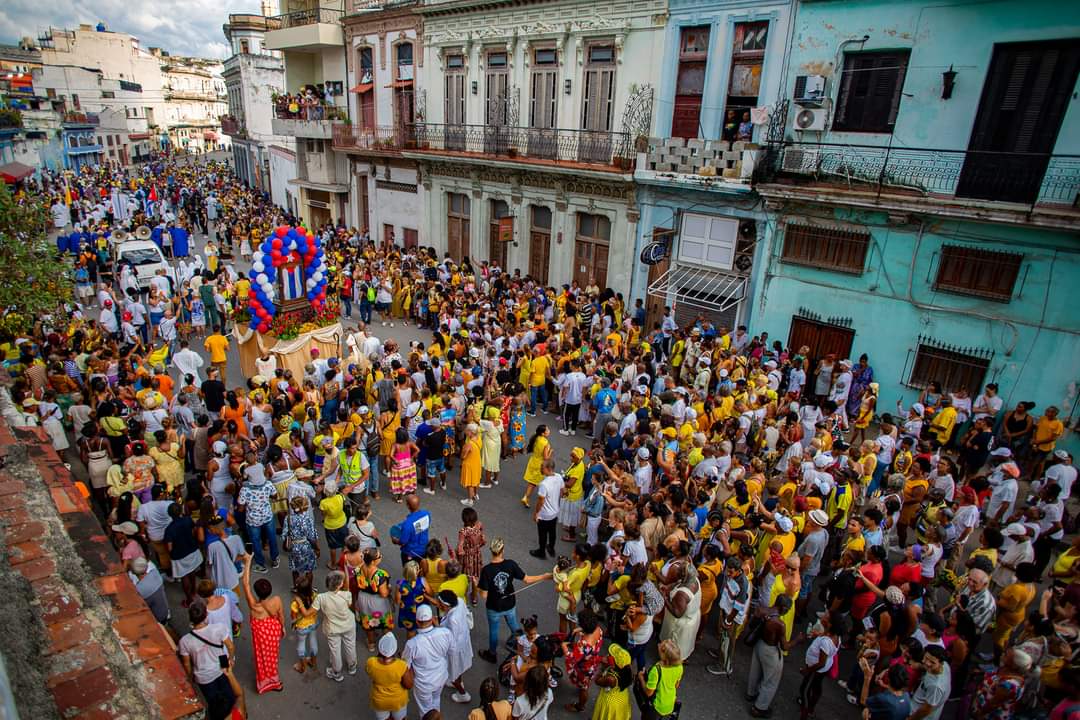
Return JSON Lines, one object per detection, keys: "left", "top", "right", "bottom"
{"left": 591, "top": 643, "right": 633, "bottom": 720}
{"left": 559, "top": 447, "right": 586, "bottom": 541}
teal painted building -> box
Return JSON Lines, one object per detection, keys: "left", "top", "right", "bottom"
{"left": 631, "top": 0, "right": 794, "bottom": 332}
{"left": 752, "top": 0, "right": 1080, "bottom": 449}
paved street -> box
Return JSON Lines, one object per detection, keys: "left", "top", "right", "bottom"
{"left": 75, "top": 231, "right": 852, "bottom": 720}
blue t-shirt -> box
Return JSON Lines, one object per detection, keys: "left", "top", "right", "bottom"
{"left": 399, "top": 509, "right": 431, "bottom": 559}
{"left": 594, "top": 388, "right": 617, "bottom": 414}
{"left": 866, "top": 691, "right": 911, "bottom": 720}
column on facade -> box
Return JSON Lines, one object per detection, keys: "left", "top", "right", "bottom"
{"left": 549, "top": 201, "right": 572, "bottom": 288}
{"left": 629, "top": 200, "right": 655, "bottom": 306}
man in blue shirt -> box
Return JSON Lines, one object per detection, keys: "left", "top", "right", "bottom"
{"left": 394, "top": 494, "right": 431, "bottom": 566}
{"left": 591, "top": 377, "right": 617, "bottom": 439}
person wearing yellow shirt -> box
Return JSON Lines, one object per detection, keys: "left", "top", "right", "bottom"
{"left": 203, "top": 329, "right": 230, "bottom": 376}
{"left": 841, "top": 517, "right": 867, "bottom": 557}
{"left": 929, "top": 397, "right": 958, "bottom": 445}
{"left": 527, "top": 351, "right": 551, "bottom": 415}
{"left": 1032, "top": 406, "right": 1065, "bottom": 480}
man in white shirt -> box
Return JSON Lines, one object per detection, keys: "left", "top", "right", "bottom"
{"left": 984, "top": 448, "right": 1020, "bottom": 525}
{"left": 529, "top": 460, "right": 563, "bottom": 559}
{"left": 1038, "top": 450, "right": 1076, "bottom": 500}
{"left": 137, "top": 487, "right": 175, "bottom": 572}
{"left": 557, "top": 359, "right": 589, "bottom": 436}
{"left": 633, "top": 447, "right": 654, "bottom": 496}
{"left": 403, "top": 604, "right": 453, "bottom": 717}
{"left": 172, "top": 339, "right": 205, "bottom": 383}
{"left": 99, "top": 299, "right": 119, "bottom": 337}
{"left": 991, "top": 523, "right": 1034, "bottom": 591}
{"left": 1033, "top": 483, "right": 1066, "bottom": 574}
{"left": 178, "top": 603, "right": 236, "bottom": 717}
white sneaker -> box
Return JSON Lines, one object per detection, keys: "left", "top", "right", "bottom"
{"left": 451, "top": 692, "right": 472, "bottom": 704}
{"left": 558, "top": 429, "right": 570, "bottom": 436}
{"left": 460, "top": 498, "right": 474, "bottom": 506}
{"left": 570, "top": 430, "right": 576, "bottom": 436}
{"left": 423, "top": 488, "right": 435, "bottom": 495}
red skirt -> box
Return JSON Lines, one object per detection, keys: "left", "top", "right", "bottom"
{"left": 250, "top": 615, "right": 284, "bottom": 693}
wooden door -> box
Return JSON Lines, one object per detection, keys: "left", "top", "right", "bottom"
{"left": 356, "top": 174, "right": 369, "bottom": 233}
{"left": 573, "top": 240, "right": 609, "bottom": 289}
{"left": 957, "top": 40, "right": 1080, "bottom": 203}
{"left": 383, "top": 223, "right": 394, "bottom": 246}
{"left": 485, "top": 53, "right": 510, "bottom": 154}
{"left": 529, "top": 205, "right": 552, "bottom": 285}
{"left": 403, "top": 228, "right": 418, "bottom": 249}
{"left": 447, "top": 193, "right": 470, "bottom": 262}
{"left": 787, "top": 317, "right": 855, "bottom": 370}
{"left": 489, "top": 200, "right": 510, "bottom": 269}
{"left": 644, "top": 228, "right": 670, "bottom": 330}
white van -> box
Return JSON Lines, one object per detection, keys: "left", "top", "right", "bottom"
{"left": 114, "top": 240, "right": 176, "bottom": 291}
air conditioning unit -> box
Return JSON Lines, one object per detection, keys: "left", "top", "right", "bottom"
{"left": 793, "top": 74, "right": 826, "bottom": 105}
{"left": 781, "top": 148, "right": 820, "bottom": 174}
{"left": 793, "top": 106, "right": 827, "bottom": 132}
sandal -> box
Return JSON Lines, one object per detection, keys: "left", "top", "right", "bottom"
{"left": 293, "top": 661, "right": 306, "bottom": 674}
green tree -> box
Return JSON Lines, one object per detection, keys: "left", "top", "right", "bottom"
{"left": 0, "top": 182, "right": 73, "bottom": 336}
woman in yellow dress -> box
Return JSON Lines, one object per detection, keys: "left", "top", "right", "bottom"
{"left": 696, "top": 544, "right": 726, "bottom": 620}
{"left": 768, "top": 556, "right": 801, "bottom": 642}
{"left": 521, "top": 424, "right": 552, "bottom": 507}
{"left": 992, "top": 562, "right": 1038, "bottom": 656}
{"left": 379, "top": 400, "right": 402, "bottom": 486}
{"left": 459, "top": 423, "right": 482, "bottom": 506}
{"left": 390, "top": 276, "right": 405, "bottom": 319}
{"left": 850, "top": 382, "right": 879, "bottom": 446}
{"left": 591, "top": 644, "right": 633, "bottom": 720}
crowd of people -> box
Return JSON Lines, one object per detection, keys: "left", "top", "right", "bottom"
{"left": 2, "top": 153, "right": 1079, "bottom": 720}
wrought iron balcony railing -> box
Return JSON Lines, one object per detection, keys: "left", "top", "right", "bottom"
{"left": 331, "top": 124, "right": 408, "bottom": 152}
{"left": 407, "top": 122, "right": 634, "bottom": 170}
{"left": 758, "top": 141, "right": 1080, "bottom": 208}
{"left": 274, "top": 100, "right": 346, "bottom": 122}
{"left": 266, "top": 7, "right": 344, "bottom": 29}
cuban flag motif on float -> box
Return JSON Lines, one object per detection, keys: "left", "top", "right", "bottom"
{"left": 246, "top": 225, "right": 329, "bottom": 334}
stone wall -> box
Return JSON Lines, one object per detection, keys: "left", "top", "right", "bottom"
{"left": 0, "top": 421, "right": 203, "bottom": 719}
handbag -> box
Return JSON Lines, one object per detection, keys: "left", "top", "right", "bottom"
{"left": 633, "top": 663, "right": 660, "bottom": 714}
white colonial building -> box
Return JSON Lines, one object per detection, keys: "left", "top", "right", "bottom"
{"left": 405, "top": 0, "right": 665, "bottom": 292}
{"left": 222, "top": 13, "right": 296, "bottom": 200}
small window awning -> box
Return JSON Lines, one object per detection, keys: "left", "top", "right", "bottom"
{"left": 350, "top": 83, "right": 374, "bottom": 93}
{"left": 0, "top": 162, "right": 35, "bottom": 183}
{"left": 203, "top": 131, "right": 217, "bottom": 140}
{"left": 385, "top": 79, "right": 414, "bottom": 89}
{"left": 647, "top": 264, "right": 747, "bottom": 313}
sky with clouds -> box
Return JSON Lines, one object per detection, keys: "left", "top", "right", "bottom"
{"left": 0, "top": 0, "right": 268, "bottom": 59}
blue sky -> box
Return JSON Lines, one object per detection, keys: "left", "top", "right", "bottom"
{"left": 0, "top": 0, "right": 266, "bottom": 59}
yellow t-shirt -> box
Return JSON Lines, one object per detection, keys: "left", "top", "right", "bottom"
{"left": 319, "top": 494, "right": 347, "bottom": 531}
{"left": 441, "top": 573, "right": 468, "bottom": 599}
{"left": 1034, "top": 417, "right": 1064, "bottom": 451}
{"left": 565, "top": 462, "right": 585, "bottom": 501}
{"left": 204, "top": 334, "right": 229, "bottom": 364}
{"left": 529, "top": 355, "right": 550, "bottom": 387}
{"left": 365, "top": 657, "right": 409, "bottom": 712}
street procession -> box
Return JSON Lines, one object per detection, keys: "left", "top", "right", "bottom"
{"left": 1, "top": 1, "right": 1079, "bottom": 720}
{"left": 0, "top": 144, "right": 1076, "bottom": 720}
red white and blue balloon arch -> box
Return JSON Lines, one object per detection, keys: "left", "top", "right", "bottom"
{"left": 246, "top": 225, "right": 328, "bottom": 333}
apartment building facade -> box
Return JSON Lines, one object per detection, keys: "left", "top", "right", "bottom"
{"left": 402, "top": 0, "right": 665, "bottom": 289}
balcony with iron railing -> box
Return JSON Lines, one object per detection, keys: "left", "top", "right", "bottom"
{"left": 756, "top": 141, "right": 1080, "bottom": 228}
{"left": 331, "top": 124, "right": 409, "bottom": 154}
{"left": 271, "top": 98, "right": 346, "bottom": 138}
{"left": 404, "top": 123, "right": 635, "bottom": 173}
{"left": 220, "top": 116, "right": 245, "bottom": 138}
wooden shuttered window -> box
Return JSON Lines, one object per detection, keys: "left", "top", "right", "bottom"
{"left": 933, "top": 245, "right": 1022, "bottom": 302}
{"left": 780, "top": 223, "right": 870, "bottom": 274}
{"left": 833, "top": 51, "right": 910, "bottom": 133}
{"left": 909, "top": 343, "right": 991, "bottom": 394}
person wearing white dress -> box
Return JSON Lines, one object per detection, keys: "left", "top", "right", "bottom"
{"left": 437, "top": 590, "right": 474, "bottom": 704}
{"left": 659, "top": 563, "right": 702, "bottom": 661}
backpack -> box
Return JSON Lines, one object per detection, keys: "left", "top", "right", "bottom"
{"left": 366, "top": 286, "right": 376, "bottom": 302}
